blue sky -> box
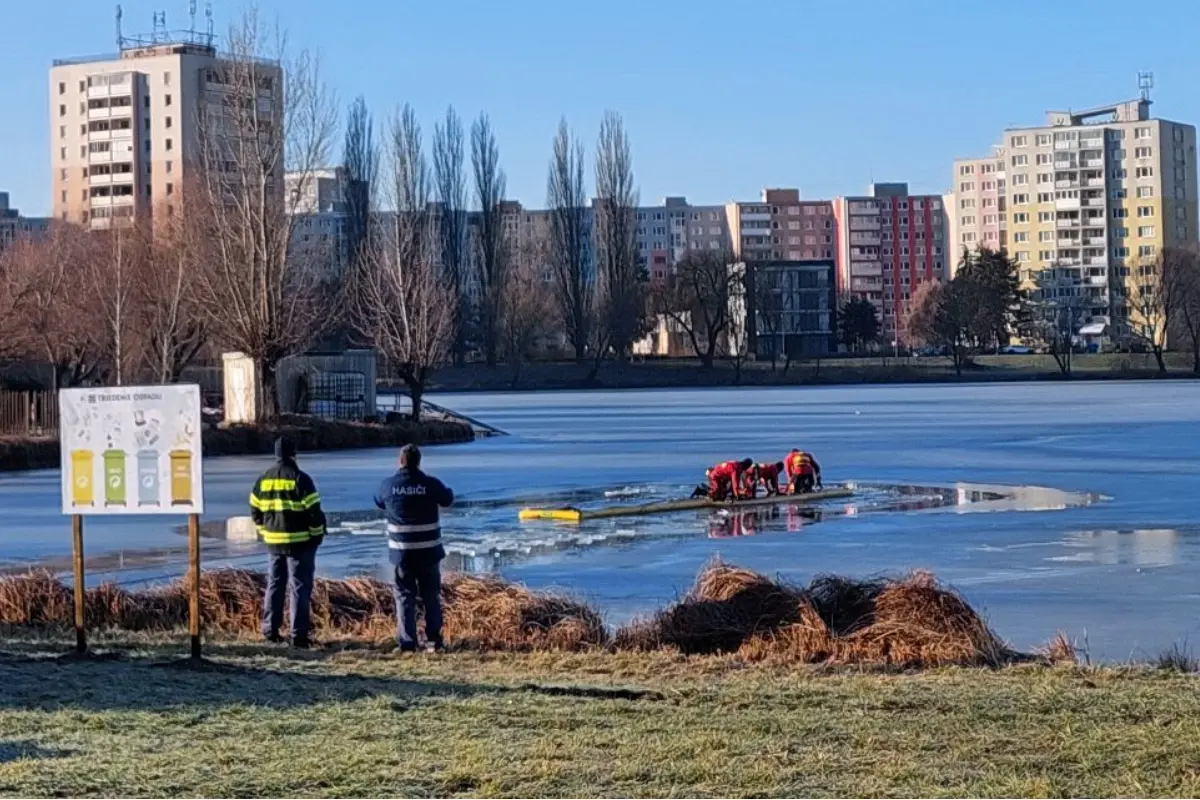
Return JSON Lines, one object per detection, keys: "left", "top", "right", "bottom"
{"left": 4, "top": 0, "right": 1199, "bottom": 215}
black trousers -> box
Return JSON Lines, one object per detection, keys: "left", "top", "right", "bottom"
{"left": 262, "top": 541, "right": 317, "bottom": 640}
{"left": 393, "top": 558, "right": 443, "bottom": 649}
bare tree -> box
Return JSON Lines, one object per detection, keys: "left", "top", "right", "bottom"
{"left": 594, "top": 110, "right": 643, "bottom": 361}
{"left": 754, "top": 272, "right": 786, "bottom": 372}
{"left": 547, "top": 118, "right": 592, "bottom": 361}
{"left": 1021, "top": 267, "right": 1089, "bottom": 376}
{"left": 87, "top": 220, "right": 149, "bottom": 385}
{"left": 4, "top": 225, "right": 104, "bottom": 389}
{"left": 136, "top": 208, "right": 207, "bottom": 384}
{"left": 191, "top": 10, "right": 338, "bottom": 419}
{"left": 342, "top": 95, "right": 378, "bottom": 276}
{"left": 352, "top": 105, "right": 456, "bottom": 420}
{"left": 432, "top": 106, "right": 470, "bottom": 363}
{"left": 500, "top": 247, "right": 554, "bottom": 386}
{"left": 470, "top": 113, "right": 508, "bottom": 367}
{"left": 652, "top": 248, "right": 740, "bottom": 368}
{"left": 1122, "top": 256, "right": 1172, "bottom": 372}
{"left": 1164, "top": 246, "right": 1200, "bottom": 373}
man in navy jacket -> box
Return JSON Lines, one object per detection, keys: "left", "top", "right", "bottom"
{"left": 374, "top": 444, "right": 455, "bottom": 652}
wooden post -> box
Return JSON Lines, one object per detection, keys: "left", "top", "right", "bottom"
{"left": 188, "top": 513, "right": 202, "bottom": 660}
{"left": 71, "top": 515, "right": 86, "bottom": 654}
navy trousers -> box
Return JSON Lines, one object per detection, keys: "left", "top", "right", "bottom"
{"left": 393, "top": 558, "right": 443, "bottom": 649}
{"left": 262, "top": 542, "right": 317, "bottom": 640}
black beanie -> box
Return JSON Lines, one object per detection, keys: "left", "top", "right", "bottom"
{"left": 275, "top": 437, "right": 296, "bottom": 460}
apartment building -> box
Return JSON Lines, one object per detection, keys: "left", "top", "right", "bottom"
{"left": 833, "top": 184, "right": 947, "bottom": 343}
{"left": 950, "top": 147, "right": 1008, "bottom": 262}
{"left": 50, "top": 31, "right": 283, "bottom": 229}
{"left": 957, "top": 96, "right": 1198, "bottom": 333}
{"left": 0, "top": 192, "right": 50, "bottom": 251}
{"left": 741, "top": 259, "right": 837, "bottom": 359}
{"left": 725, "top": 189, "right": 836, "bottom": 263}
{"left": 634, "top": 196, "right": 728, "bottom": 282}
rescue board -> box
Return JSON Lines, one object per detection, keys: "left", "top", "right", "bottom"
{"left": 518, "top": 486, "right": 855, "bottom": 523}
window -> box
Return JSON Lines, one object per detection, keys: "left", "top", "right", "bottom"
{"left": 166, "top": 183, "right": 174, "bottom": 196}
{"left": 960, "top": 216, "right": 976, "bottom": 227}
{"left": 1137, "top": 186, "right": 1154, "bottom": 198}
{"left": 1135, "top": 126, "right": 1151, "bottom": 139}
{"left": 959, "top": 165, "right": 975, "bottom": 176}
{"left": 1112, "top": 188, "right": 1127, "bottom": 200}
{"left": 1036, "top": 134, "right": 1051, "bottom": 146}
{"left": 787, "top": 221, "right": 799, "bottom": 231}
{"left": 984, "top": 214, "right": 998, "bottom": 225}
{"left": 1135, "top": 146, "right": 1152, "bottom": 158}
{"left": 1112, "top": 148, "right": 1126, "bottom": 159}
{"left": 144, "top": 96, "right": 150, "bottom": 109}
{"left": 165, "top": 94, "right": 172, "bottom": 107}
{"left": 1011, "top": 155, "right": 1028, "bottom": 167}
{"left": 58, "top": 82, "right": 66, "bottom": 95}
{"left": 1037, "top": 172, "right": 1053, "bottom": 184}
{"left": 1016, "top": 251, "right": 1030, "bottom": 262}
{"left": 1039, "top": 230, "right": 1053, "bottom": 242}
{"left": 1014, "top": 212, "right": 1029, "bottom": 224}
{"left": 983, "top": 197, "right": 995, "bottom": 208}
{"left": 59, "top": 104, "right": 66, "bottom": 117}
{"left": 1113, "top": 247, "right": 1130, "bottom": 258}
{"left": 1138, "top": 226, "right": 1154, "bottom": 237}
{"left": 787, "top": 206, "right": 800, "bottom": 216}
{"left": 1012, "top": 135, "right": 1028, "bottom": 147}
{"left": 1038, "top": 211, "right": 1053, "bottom": 222}
{"left": 1136, "top": 166, "right": 1153, "bottom": 178}
{"left": 164, "top": 72, "right": 172, "bottom": 86}
{"left": 1037, "top": 192, "right": 1053, "bottom": 204}
{"left": 1012, "top": 174, "right": 1028, "bottom": 186}
{"left": 60, "top": 190, "right": 66, "bottom": 203}
{"left": 1137, "top": 206, "right": 1154, "bottom": 217}
{"left": 962, "top": 232, "right": 977, "bottom": 243}
{"left": 1014, "top": 232, "right": 1029, "bottom": 243}
{"left": 165, "top": 116, "right": 172, "bottom": 129}
{"left": 1112, "top": 208, "right": 1128, "bottom": 218}
{"left": 959, "top": 198, "right": 975, "bottom": 209}
{"left": 1111, "top": 168, "right": 1127, "bottom": 179}
{"left": 165, "top": 138, "right": 173, "bottom": 152}
{"left": 1138, "top": 245, "right": 1156, "bottom": 257}
{"left": 1013, "top": 193, "right": 1029, "bottom": 205}
{"left": 960, "top": 181, "right": 975, "bottom": 192}
{"left": 1035, "top": 153, "right": 1051, "bottom": 166}
{"left": 1039, "top": 250, "right": 1054, "bottom": 262}
{"left": 1115, "top": 227, "right": 1129, "bottom": 237}
{"left": 59, "top": 146, "right": 66, "bottom": 160}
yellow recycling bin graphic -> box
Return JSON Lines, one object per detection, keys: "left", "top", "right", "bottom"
{"left": 103, "top": 449, "right": 127, "bottom": 507}
{"left": 70, "top": 449, "right": 95, "bottom": 507}
{"left": 170, "top": 449, "right": 194, "bottom": 507}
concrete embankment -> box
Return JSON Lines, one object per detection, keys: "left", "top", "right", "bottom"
{"left": 0, "top": 414, "right": 475, "bottom": 473}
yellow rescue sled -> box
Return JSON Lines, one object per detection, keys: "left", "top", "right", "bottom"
{"left": 518, "top": 486, "right": 854, "bottom": 523}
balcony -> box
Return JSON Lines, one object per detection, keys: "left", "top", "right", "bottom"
{"left": 1083, "top": 237, "right": 1106, "bottom": 246}
{"left": 850, "top": 262, "right": 883, "bottom": 277}
{"left": 1055, "top": 198, "right": 1081, "bottom": 211}
{"left": 849, "top": 219, "right": 881, "bottom": 231}
{"left": 1080, "top": 196, "right": 1105, "bottom": 207}
{"left": 1085, "top": 257, "right": 1108, "bottom": 266}
{"left": 1083, "top": 159, "right": 1104, "bottom": 168}
{"left": 1055, "top": 180, "right": 1080, "bottom": 189}
{"left": 1057, "top": 238, "right": 1080, "bottom": 248}
{"left": 1056, "top": 217, "right": 1082, "bottom": 228}
{"left": 1085, "top": 177, "right": 1105, "bottom": 187}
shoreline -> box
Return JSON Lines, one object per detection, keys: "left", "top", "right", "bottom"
{"left": 0, "top": 415, "right": 474, "bottom": 473}
{"left": 399, "top": 354, "right": 1200, "bottom": 395}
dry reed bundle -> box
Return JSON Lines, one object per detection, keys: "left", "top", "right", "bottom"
{"left": 0, "top": 571, "right": 72, "bottom": 625}
{"left": 806, "top": 574, "right": 887, "bottom": 635}
{"left": 442, "top": 573, "right": 607, "bottom": 651}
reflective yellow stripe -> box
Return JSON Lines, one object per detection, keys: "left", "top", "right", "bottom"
{"left": 298, "top": 492, "right": 320, "bottom": 509}
{"left": 259, "top": 478, "right": 298, "bottom": 492}
{"left": 253, "top": 499, "right": 315, "bottom": 512}
{"left": 257, "top": 527, "right": 312, "bottom": 545}
{"left": 249, "top": 493, "right": 263, "bottom": 509}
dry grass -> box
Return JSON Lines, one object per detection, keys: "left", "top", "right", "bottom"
{"left": 0, "top": 559, "right": 1060, "bottom": 668}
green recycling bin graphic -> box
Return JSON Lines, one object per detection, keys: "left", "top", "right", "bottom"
{"left": 103, "top": 449, "right": 128, "bottom": 507}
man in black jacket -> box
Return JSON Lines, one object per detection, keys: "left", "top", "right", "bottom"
{"left": 374, "top": 443, "right": 454, "bottom": 652}
{"left": 250, "top": 436, "right": 326, "bottom": 648}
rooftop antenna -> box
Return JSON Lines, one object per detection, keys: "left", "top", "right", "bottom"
{"left": 205, "top": 1, "right": 214, "bottom": 46}
{"left": 115, "top": 4, "right": 123, "bottom": 48}
{"left": 152, "top": 10, "right": 167, "bottom": 43}
{"left": 189, "top": 0, "right": 197, "bottom": 32}
{"left": 1138, "top": 71, "right": 1154, "bottom": 102}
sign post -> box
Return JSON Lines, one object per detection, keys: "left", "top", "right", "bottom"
{"left": 59, "top": 385, "right": 205, "bottom": 657}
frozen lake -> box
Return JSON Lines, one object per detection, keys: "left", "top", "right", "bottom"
{"left": 3, "top": 381, "right": 1200, "bottom": 661}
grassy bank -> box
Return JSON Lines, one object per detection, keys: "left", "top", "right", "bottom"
{"left": 412, "top": 352, "right": 1200, "bottom": 393}
{"left": 0, "top": 414, "right": 473, "bottom": 473}
{"left": 0, "top": 562, "right": 1065, "bottom": 670}
{"left": 2, "top": 638, "right": 1200, "bottom": 797}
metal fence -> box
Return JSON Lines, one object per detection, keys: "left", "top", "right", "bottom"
{"left": 0, "top": 390, "right": 59, "bottom": 436}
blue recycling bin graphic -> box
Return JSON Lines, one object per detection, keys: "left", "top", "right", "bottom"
{"left": 137, "top": 449, "right": 161, "bottom": 507}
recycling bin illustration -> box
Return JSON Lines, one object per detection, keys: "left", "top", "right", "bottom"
{"left": 103, "top": 449, "right": 128, "bottom": 507}
{"left": 69, "top": 449, "right": 95, "bottom": 507}
{"left": 137, "top": 449, "right": 161, "bottom": 507}
{"left": 169, "top": 449, "right": 194, "bottom": 507}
